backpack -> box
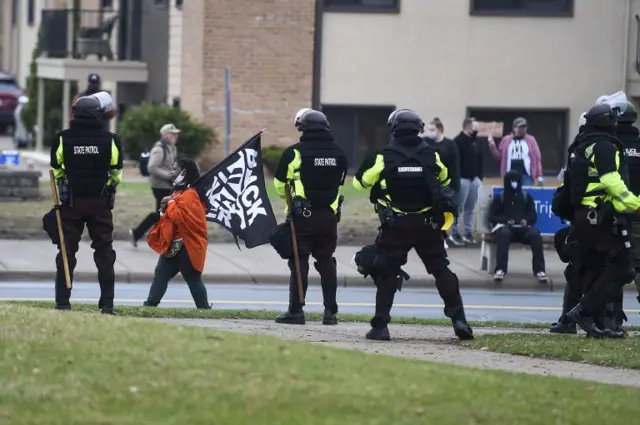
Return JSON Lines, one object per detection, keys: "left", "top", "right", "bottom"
{"left": 139, "top": 142, "right": 168, "bottom": 177}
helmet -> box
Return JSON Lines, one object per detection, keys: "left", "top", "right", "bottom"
{"left": 71, "top": 95, "right": 102, "bottom": 120}
{"left": 584, "top": 103, "right": 617, "bottom": 129}
{"left": 295, "top": 109, "right": 330, "bottom": 132}
{"left": 294, "top": 108, "right": 312, "bottom": 127}
{"left": 388, "top": 109, "right": 424, "bottom": 134}
{"left": 617, "top": 101, "right": 638, "bottom": 124}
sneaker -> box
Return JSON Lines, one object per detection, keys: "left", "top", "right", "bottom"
{"left": 462, "top": 234, "right": 477, "bottom": 244}
{"left": 535, "top": 271, "right": 549, "bottom": 283}
{"left": 443, "top": 240, "right": 449, "bottom": 250}
{"left": 448, "top": 235, "right": 464, "bottom": 247}
{"left": 129, "top": 229, "right": 138, "bottom": 248}
{"left": 494, "top": 270, "right": 506, "bottom": 281}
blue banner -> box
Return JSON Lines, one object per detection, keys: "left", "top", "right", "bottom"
{"left": 0, "top": 150, "right": 19, "bottom": 166}
{"left": 491, "top": 186, "right": 564, "bottom": 235}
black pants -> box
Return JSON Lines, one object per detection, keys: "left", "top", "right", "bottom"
{"left": 493, "top": 226, "right": 545, "bottom": 274}
{"left": 288, "top": 208, "right": 338, "bottom": 314}
{"left": 145, "top": 246, "right": 210, "bottom": 308}
{"left": 371, "top": 215, "right": 465, "bottom": 329}
{"left": 572, "top": 209, "right": 635, "bottom": 316}
{"left": 131, "top": 188, "right": 172, "bottom": 241}
{"left": 558, "top": 263, "right": 583, "bottom": 321}
{"left": 55, "top": 197, "right": 116, "bottom": 308}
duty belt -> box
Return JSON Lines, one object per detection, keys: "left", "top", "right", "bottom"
{"left": 376, "top": 204, "right": 436, "bottom": 228}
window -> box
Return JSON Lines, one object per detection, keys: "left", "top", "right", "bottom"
{"left": 11, "top": 0, "right": 17, "bottom": 27}
{"left": 470, "top": 0, "right": 574, "bottom": 17}
{"left": 323, "top": 0, "right": 400, "bottom": 14}
{"left": 321, "top": 105, "right": 396, "bottom": 172}
{"left": 100, "top": 0, "right": 114, "bottom": 10}
{"left": 466, "top": 107, "right": 569, "bottom": 177}
{"left": 27, "top": 0, "right": 35, "bottom": 26}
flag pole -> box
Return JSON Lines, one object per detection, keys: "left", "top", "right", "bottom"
{"left": 285, "top": 184, "right": 304, "bottom": 304}
{"left": 49, "top": 170, "right": 71, "bottom": 289}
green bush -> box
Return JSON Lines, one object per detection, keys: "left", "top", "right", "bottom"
{"left": 118, "top": 103, "right": 217, "bottom": 160}
{"left": 262, "top": 145, "right": 284, "bottom": 175}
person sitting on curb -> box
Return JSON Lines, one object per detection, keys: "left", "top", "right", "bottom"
{"left": 488, "top": 170, "right": 548, "bottom": 283}
{"left": 144, "top": 158, "right": 211, "bottom": 309}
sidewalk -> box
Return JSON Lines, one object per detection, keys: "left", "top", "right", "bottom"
{"left": 0, "top": 239, "right": 590, "bottom": 292}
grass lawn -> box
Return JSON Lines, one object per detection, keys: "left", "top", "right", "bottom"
{"left": 464, "top": 333, "right": 640, "bottom": 369}
{"left": 11, "top": 301, "right": 640, "bottom": 332}
{"left": 0, "top": 176, "right": 378, "bottom": 244}
{"left": 2, "top": 304, "right": 640, "bottom": 425}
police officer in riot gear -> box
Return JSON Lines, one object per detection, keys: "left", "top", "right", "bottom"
{"left": 353, "top": 109, "right": 474, "bottom": 341}
{"left": 615, "top": 101, "right": 640, "bottom": 314}
{"left": 49, "top": 95, "right": 123, "bottom": 314}
{"left": 273, "top": 108, "right": 348, "bottom": 325}
{"left": 565, "top": 103, "right": 640, "bottom": 338}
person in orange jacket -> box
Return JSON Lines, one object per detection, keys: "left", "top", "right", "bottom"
{"left": 144, "top": 158, "right": 211, "bottom": 309}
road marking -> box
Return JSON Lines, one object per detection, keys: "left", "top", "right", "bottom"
{"left": 2, "top": 297, "right": 640, "bottom": 313}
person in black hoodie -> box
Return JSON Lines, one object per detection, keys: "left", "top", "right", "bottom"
{"left": 451, "top": 118, "right": 483, "bottom": 246}
{"left": 423, "top": 118, "right": 460, "bottom": 247}
{"left": 489, "top": 170, "right": 547, "bottom": 282}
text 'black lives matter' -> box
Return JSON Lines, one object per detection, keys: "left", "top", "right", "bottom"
{"left": 193, "top": 129, "right": 277, "bottom": 249}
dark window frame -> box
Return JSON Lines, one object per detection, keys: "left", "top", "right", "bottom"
{"left": 27, "top": 0, "right": 35, "bottom": 26}
{"left": 323, "top": 0, "right": 400, "bottom": 14}
{"left": 321, "top": 103, "right": 396, "bottom": 172}
{"left": 469, "top": 0, "right": 574, "bottom": 18}
{"left": 100, "top": 0, "right": 114, "bottom": 10}
{"left": 466, "top": 106, "right": 570, "bottom": 177}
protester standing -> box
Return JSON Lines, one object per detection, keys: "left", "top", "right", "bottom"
{"left": 144, "top": 158, "right": 211, "bottom": 309}
{"left": 273, "top": 109, "right": 348, "bottom": 326}
{"left": 488, "top": 117, "right": 544, "bottom": 187}
{"left": 451, "top": 117, "right": 483, "bottom": 245}
{"left": 130, "top": 124, "right": 180, "bottom": 247}
{"left": 423, "top": 117, "right": 460, "bottom": 249}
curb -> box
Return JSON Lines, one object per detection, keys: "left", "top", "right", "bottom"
{"left": 0, "top": 269, "right": 576, "bottom": 292}
{"left": 3, "top": 270, "right": 640, "bottom": 293}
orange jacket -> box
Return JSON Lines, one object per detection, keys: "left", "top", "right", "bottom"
{"left": 147, "top": 188, "right": 209, "bottom": 272}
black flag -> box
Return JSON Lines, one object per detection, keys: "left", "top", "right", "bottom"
{"left": 193, "top": 129, "right": 277, "bottom": 249}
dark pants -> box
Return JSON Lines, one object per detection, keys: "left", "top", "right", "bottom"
{"left": 572, "top": 209, "right": 635, "bottom": 315}
{"left": 146, "top": 246, "right": 210, "bottom": 308}
{"left": 493, "top": 226, "right": 545, "bottom": 274}
{"left": 558, "top": 263, "right": 583, "bottom": 321}
{"left": 288, "top": 208, "right": 338, "bottom": 314}
{"left": 55, "top": 197, "right": 116, "bottom": 308}
{"left": 371, "top": 215, "right": 465, "bottom": 328}
{"left": 131, "top": 188, "right": 172, "bottom": 241}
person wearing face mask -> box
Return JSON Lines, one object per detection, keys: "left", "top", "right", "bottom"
{"left": 423, "top": 118, "right": 460, "bottom": 248}
{"left": 488, "top": 170, "right": 547, "bottom": 282}
{"left": 451, "top": 117, "right": 484, "bottom": 245}
{"left": 144, "top": 158, "right": 211, "bottom": 309}
{"left": 488, "top": 117, "right": 544, "bottom": 187}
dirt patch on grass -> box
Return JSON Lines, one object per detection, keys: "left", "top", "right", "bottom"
{"left": 167, "top": 319, "right": 640, "bottom": 388}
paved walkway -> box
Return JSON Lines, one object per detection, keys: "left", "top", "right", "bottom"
{"left": 0, "top": 239, "right": 584, "bottom": 291}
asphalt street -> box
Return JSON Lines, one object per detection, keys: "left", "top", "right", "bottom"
{"left": 2, "top": 281, "right": 639, "bottom": 325}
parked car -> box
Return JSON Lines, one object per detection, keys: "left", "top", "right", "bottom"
{"left": 0, "top": 71, "right": 24, "bottom": 134}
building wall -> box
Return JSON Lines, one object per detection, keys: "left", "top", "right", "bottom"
{"left": 167, "top": 3, "right": 182, "bottom": 104}
{"left": 181, "top": 0, "right": 316, "bottom": 157}
{"left": 320, "top": 0, "right": 627, "bottom": 143}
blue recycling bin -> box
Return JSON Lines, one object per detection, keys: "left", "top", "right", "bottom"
{"left": 0, "top": 150, "right": 20, "bottom": 166}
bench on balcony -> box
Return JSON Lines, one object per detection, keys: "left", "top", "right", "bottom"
{"left": 76, "top": 15, "right": 119, "bottom": 61}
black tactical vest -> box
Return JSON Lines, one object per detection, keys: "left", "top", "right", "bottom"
{"left": 568, "top": 131, "right": 629, "bottom": 205}
{"left": 60, "top": 122, "right": 114, "bottom": 197}
{"left": 617, "top": 124, "right": 640, "bottom": 194}
{"left": 380, "top": 138, "right": 440, "bottom": 212}
{"left": 295, "top": 135, "right": 348, "bottom": 208}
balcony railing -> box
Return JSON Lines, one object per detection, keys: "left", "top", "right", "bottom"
{"left": 38, "top": 9, "right": 142, "bottom": 61}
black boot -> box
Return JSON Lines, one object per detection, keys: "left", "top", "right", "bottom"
{"left": 143, "top": 301, "right": 158, "bottom": 307}
{"left": 445, "top": 293, "right": 474, "bottom": 341}
{"left": 366, "top": 326, "right": 390, "bottom": 341}
{"left": 567, "top": 305, "right": 619, "bottom": 338}
{"left": 101, "top": 306, "right": 115, "bottom": 315}
{"left": 275, "top": 310, "right": 305, "bottom": 325}
{"left": 54, "top": 304, "right": 71, "bottom": 311}
{"left": 549, "top": 316, "right": 577, "bottom": 334}
{"left": 322, "top": 309, "right": 338, "bottom": 325}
